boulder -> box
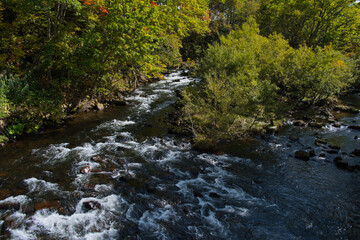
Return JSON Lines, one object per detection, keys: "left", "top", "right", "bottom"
{"left": 82, "top": 201, "right": 101, "bottom": 212}
{"left": 295, "top": 150, "right": 311, "bottom": 161}
{"left": 348, "top": 125, "right": 360, "bottom": 131}
{"left": 327, "top": 149, "right": 339, "bottom": 154}
{"left": 94, "top": 102, "right": 104, "bottom": 111}
{"left": 289, "top": 135, "right": 299, "bottom": 142}
{"left": 309, "top": 150, "right": 316, "bottom": 157}
{"left": 328, "top": 145, "right": 340, "bottom": 150}
{"left": 308, "top": 122, "right": 324, "bottom": 128}
{"left": 334, "top": 157, "right": 360, "bottom": 171}
{"left": 266, "top": 125, "right": 278, "bottom": 134}
{"left": 351, "top": 149, "right": 360, "bottom": 157}
{"left": 333, "top": 123, "right": 342, "bottom": 128}
{"left": 108, "top": 99, "right": 127, "bottom": 106}
{"left": 293, "top": 120, "right": 306, "bottom": 127}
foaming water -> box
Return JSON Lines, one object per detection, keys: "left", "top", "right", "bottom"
{"left": 0, "top": 73, "right": 359, "bottom": 239}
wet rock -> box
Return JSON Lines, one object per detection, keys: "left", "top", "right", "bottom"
{"left": 289, "top": 135, "right": 299, "bottom": 142}
{"left": 309, "top": 150, "right": 316, "bottom": 157}
{"left": 348, "top": 125, "right": 360, "bottom": 131}
{"left": 193, "top": 190, "right": 203, "bottom": 198}
{"left": 80, "top": 166, "right": 91, "bottom": 174}
{"left": 333, "top": 105, "right": 359, "bottom": 113}
{"left": 315, "top": 139, "right": 327, "bottom": 145}
{"left": 77, "top": 100, "right": 93, "bottom": 113}
{"left": 293, "top": 120, "right": 306, "bottom": 127}
{"left": 0, "top": 189, "right": 11, "bottom": 200}
{"left": 295, "top": 151, "right": 311, "bottom": 161}
{"left": 308, "top": 122, "right": 324, "bottom": 128}
{"left": 0, "top": 171, "right": 7, "bottom": 177}
{"left": 266, "top": 125, "right": 278, "bottom": 134}
{"left": 355, "top": 136, "right": 358, "bottom": 140}
{"left": 21, "top": 203, "right": 35, "bottom": 214}
{"left": 327, "top": 149, "right": 339, "bottom": 154}
{"left": 183, "top": 205, "right": 194, "bottom": 214}
{"left": 319, "top": 153, "right": 326, "bottom": 158}
{"left": 82, "top": 200, "right": 101, "bottom": 212}
{"left": 333, "top": 123, "right": 342, "bottom": 128}
{"left": 328, "top": 145, "right": 340, "bottom": 150}
{"left": 34, "top": 200, "right": 61, "bottom": 211}
{"left": 91, "top": 155, "right": 103, "bottom": 163}
{"left": 94, "top": 102, "right": 104, "bottom": 111}
{"left": 109, "top": 99, "right": 127, "bottom": 106}
{"left": 0, "top": 202, "right": 20, "bottom": 210}
{"left": 146, "top": 182, "right": 157, "bottom": 193}
{"left": 351, "top": 149, "right": 360, "bottom": 157}
{"left": 209, "top": 192, "right": 220, "bottom": 198}
{"left": 334, "top": 157, "right": 360, "bottom": 171}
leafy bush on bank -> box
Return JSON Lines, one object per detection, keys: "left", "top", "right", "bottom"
{"left": 181, "top": 19, "right": 355, "bottom": 142}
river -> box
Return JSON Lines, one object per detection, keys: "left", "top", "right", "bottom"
{"left": 0, "top": 72, "right": 359, "bottom": 239}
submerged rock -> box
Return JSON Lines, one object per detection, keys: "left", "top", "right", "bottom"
{"left": 351, "top": 149, "right": 360, "bottom": 157}
{"left": 334, "top": 157, "right": 360, "bottom": 171}
{"left": 328, "top": 145, "right": 340, "bottom": 150}
{"left": 308, "top": 122, "right": 324, "bottom": 128}
{"left": 289, "top": 135, "right": 299, "bottom": 142}
{"left": 348, "top": 125, "right": 360, "bottom": 131}
{"left": 327, "top": 149, "right": 339, "bottom": 154}
{"left": 295, "top": 151, "right": 311, "bottom": 161}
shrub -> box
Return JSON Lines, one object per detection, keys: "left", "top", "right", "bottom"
{"left": 181, "top": 19, "right": 355, "bottom": 141}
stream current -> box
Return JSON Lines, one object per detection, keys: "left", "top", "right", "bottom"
{"left": 0, "top": 72, "right": 359, "bottom": 239}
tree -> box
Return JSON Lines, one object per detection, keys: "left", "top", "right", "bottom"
{"left": 257, "top": 0, "right": 360, "bottom": 48}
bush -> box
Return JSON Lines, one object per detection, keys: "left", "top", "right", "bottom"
{"left": 181, "top": 19, "right": 355, "bottom": 141}
{"left": 0, "top": 74, "right": 64, "bottom": 139}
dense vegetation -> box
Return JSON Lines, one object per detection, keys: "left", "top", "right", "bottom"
{"left": 0, "top": 0, "right": 209, "bottom": 142}
{"left": 181, "top": 19, "right": 355, "bottom": 141}
{"left": 0, "top": 0, "right": 360, "bottom": 144}
{"left": 179, "top": 0, "right": 360, "bottom": 142}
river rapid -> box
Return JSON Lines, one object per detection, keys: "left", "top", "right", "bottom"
{"left": 0, "top": 72, "right": 359, "bottom": 239}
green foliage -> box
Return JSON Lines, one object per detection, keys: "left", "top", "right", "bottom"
{"left": 0, "top": 0, "right": 211, "bottom": 141}
{"left": 257, "top": 0, "right": 360, "bottom": 49}
{"left": 0, "top": 74, "right": 63, "bottom": 138}
{"left": 182, "top": 19, "right": 355, "bottom": 141}
{"left": 283, "top": 46, "right": 354, "bottom": 103}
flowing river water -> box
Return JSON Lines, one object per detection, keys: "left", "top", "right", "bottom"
{"left": 0, "top": 72, "right": 359, "bottom": 239}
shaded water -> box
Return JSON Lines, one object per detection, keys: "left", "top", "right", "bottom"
{"left": 0, "top": 72, "right": 359, "bottom": 239}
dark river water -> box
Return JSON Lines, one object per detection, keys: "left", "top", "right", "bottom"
{"left": 0, "top": 72, "right": 359, "bottom": 239}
